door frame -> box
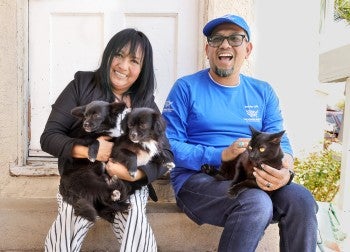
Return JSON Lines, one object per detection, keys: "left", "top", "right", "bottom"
{"left": 12, "top": 0, "right": 207, "bottom": 176}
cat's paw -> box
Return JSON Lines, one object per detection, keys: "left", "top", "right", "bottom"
{"left": 111, "top": 190, "right": 121, "bottom": 201}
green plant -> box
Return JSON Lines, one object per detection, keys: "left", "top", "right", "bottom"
{"left": 336, "top": 99, "right": 345, "bottom": 111}
{"left": 294, "top": 149, "right": 341, "bottom": 202}
{"left": 334, "top": 0, "right": 350, "bottom": 25}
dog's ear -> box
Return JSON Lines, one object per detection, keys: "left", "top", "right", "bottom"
{"left": 71, "top": 105, "right": 86, "bottom": 118}
{"left": 152, "top": 111, "right": 166, "bottom": 135}
{"left": 110, "top": 101, "right": 126, "bottom": 116}
{"left": 121, "top": 112, "right": 129, "bottom": 133}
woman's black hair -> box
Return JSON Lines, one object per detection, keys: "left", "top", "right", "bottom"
{"left": 94, "top": 28, "right": 156, "bottom": 107}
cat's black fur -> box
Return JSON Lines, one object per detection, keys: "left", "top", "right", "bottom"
{"left": 202, "top": 125, "right": 285, "bottom": 197}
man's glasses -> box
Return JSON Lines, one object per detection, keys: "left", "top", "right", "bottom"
{"left": 207, "top": 34, "right": 246, "bottom": 47}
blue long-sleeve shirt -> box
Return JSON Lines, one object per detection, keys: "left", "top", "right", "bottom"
{"left": 162, "top": 69, "right": 293, "bottom": 195}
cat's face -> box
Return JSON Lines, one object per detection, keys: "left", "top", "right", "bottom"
{"left": 246, "top": 126, "right": 285, "bottom": 165}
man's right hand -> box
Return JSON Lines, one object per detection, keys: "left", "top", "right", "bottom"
{"left": 221, "top": 138, "right": 250, "bottom": 162}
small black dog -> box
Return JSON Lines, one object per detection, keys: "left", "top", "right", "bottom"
{"left": 59, "top": 100, "right": 131, "bottom": 223}
{"left": 71, "top": 100, "right": 128, "bottom": 161}
{"left": 110, "top": 107, "right": 175, "bottom": 178}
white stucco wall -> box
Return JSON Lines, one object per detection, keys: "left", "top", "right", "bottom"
{"left": 253, "top": 0, "right": 324, "bottom": 157}
{"left": 319, "top": 0, "right": 350, "bottom": 54}
{"left": 0, "top": 0, "right": 18, "bottom": 174}
{"left": 0, "top": 0, "right": 59, "bottom": 200}
{"left": 203, "top": 0, "right": 326, "bottom": 158}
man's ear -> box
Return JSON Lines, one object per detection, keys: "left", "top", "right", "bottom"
{"left": 205, "top": 43, "right": 209, "bottom": 58}
{"left": 245, "top": 42, "right": 253, "bottom": 59}
{"left": 71, "top": 105, "right": 86, "bottom": 118}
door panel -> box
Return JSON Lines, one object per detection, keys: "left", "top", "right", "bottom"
{"left": 29, "top": 0, "right": 199, "bottom": 156}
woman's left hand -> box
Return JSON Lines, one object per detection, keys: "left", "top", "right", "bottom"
{"left": 105, "top": 160, "right": 145, "bottom": 182}
{"left": 253, "top": 164, "right": 290, "bottom": 192}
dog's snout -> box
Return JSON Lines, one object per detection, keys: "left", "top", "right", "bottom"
{"left": 83, "top": 120, "right": 93, "bottom": 132}
{"left": 129, "top": 130, "right": 139, "bottom": 142}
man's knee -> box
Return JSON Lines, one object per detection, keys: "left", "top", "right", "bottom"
{"left": 231, "top": 189, "right": 273, "bottom": 225}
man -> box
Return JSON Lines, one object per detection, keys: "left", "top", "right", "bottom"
{"left": 162, "top": 14, "right": 318, "bottom": 251}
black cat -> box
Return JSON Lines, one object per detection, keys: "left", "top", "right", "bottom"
{"left": 202, "top": 126, "right": 285, "bottom": 197}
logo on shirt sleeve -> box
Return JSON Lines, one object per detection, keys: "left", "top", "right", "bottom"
{"left": 163, "top": 100, "right": 174, "bottom": 112}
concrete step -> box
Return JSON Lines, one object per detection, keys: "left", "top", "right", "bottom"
{"left": 0, "top": 179, "right": 279, "bottom": 251}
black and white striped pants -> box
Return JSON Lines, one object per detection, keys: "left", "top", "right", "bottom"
{"left": 45, "top": 186, "right": 157, "bottom": 252}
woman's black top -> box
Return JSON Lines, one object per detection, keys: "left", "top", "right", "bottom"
{"left": 40, "top": 71, "right": 171, "bottom": 185}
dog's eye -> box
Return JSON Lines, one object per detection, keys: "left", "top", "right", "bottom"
{"left": 93, "top": 114, "right": 101, "bottom": 119}
{"left": 139, "top": 123, "right": 147, "bottom": 129}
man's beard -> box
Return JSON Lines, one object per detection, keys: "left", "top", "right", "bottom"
{"left": 214, "top": 66, "right": 234, "bottom": 77}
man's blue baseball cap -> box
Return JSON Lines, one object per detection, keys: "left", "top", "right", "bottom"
{"left": 203, "top": 14, "right": 251, "bottom": 41}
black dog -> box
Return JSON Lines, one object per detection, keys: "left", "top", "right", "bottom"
{"left": 71, "top": 100, "right": 128, "bottom": 161}
{"left": 59, "top": 101, "right": 131, "bottom": 223}
{"left": 111, "top": 107, "right": 175, "bottom": 178}
{"left": 110, "top": 107, "right": 175, "bottom": 201}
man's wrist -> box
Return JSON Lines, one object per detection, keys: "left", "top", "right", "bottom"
{"left": 286, "top": 169, "right": 295, "bottom": 185}
{"left": 221, "top": 149, "right": 229, "bottom": 162}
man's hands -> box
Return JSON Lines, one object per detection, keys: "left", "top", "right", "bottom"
{"left": 253, "top": 154, "right": 294, "bottom": 191}
{"left": 221, "top": 139, "right": 294, "bottom": 192}
{"left": 253, "top": 165, "right": 290, "bottom": 191}
{"left": 221, "top": 138, "right": 250, "bottom": 162}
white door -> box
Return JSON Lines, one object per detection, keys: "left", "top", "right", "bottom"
{"left": 29, "top": 0, "right": 199, "bottom": 156}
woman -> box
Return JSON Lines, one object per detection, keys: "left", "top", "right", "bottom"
{"left": 41, "top": 28, "right": 171, "bottom": 252}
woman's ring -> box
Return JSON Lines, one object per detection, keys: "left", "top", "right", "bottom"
{"left": 238, "top": 141, "right": 244, "bottom": 148}
{"left": 266, "top": 182, "right": 271, "bottom": 188}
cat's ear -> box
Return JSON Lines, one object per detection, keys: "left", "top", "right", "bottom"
{"left": 270, "top": 130, "right": 285, "bottom": 144}
{"left": 249, "top": 125, "right": 261, "bottom": 137}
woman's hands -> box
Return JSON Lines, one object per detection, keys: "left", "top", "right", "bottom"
{"left": 105, "top": 161, "right": 145, "bottom": 181}
{"left": 95, "top": 136, "right": 114, "bottom": 162}
{"left": 71, "top": 135, "right": 113, "bottom": 161}
{"left": 72, "top": 135, "right": 145, "bottom": 181}
{"left": 98, "top": 136, "right": 146, "bottom": 181}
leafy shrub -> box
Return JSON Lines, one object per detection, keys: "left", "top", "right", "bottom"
{"left": 294, "top": 149, "right": 341, "bottom": 202}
